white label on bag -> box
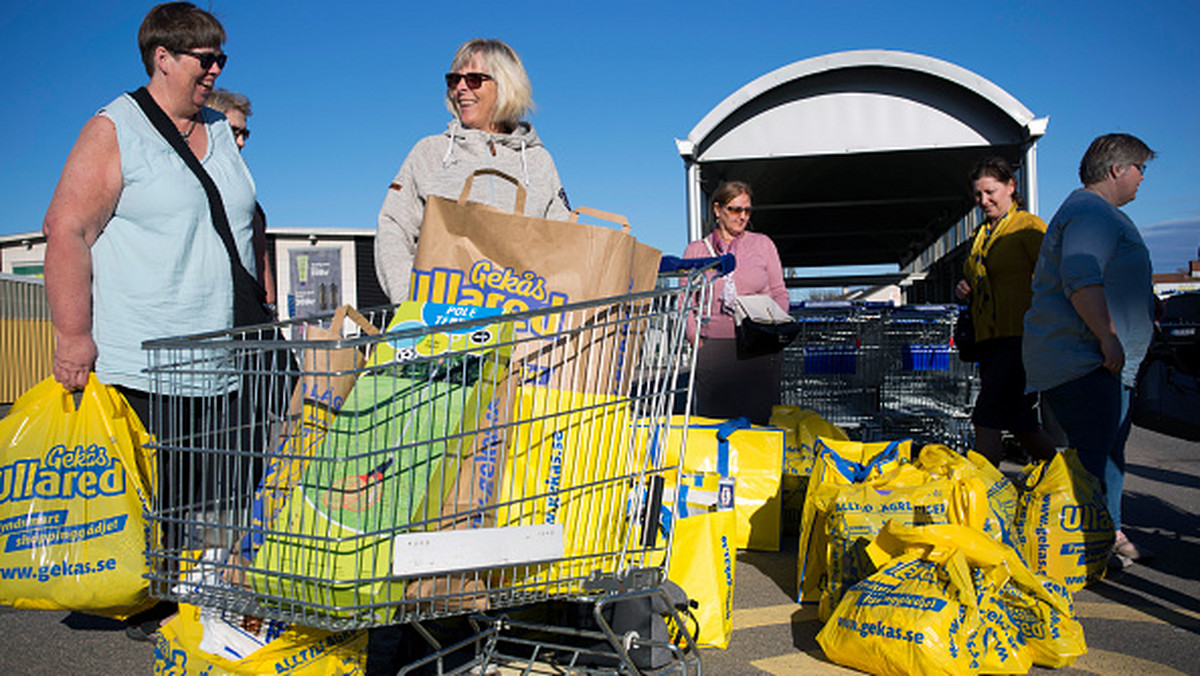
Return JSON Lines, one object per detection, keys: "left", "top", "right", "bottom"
{"left": 392, "top": 524, "right": 564, "bottom": 576}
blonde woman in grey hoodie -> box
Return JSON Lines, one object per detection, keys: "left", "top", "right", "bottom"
{"left": 373, "top": 38, "right": 571, "bottom": 303}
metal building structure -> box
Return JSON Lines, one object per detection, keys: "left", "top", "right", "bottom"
{"left": 677, "top": 49, "right": 1048, "bottom": 296}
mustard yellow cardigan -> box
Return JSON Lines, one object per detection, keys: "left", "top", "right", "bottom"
{"left": 963, "top": 204, "right": 1047, "bottom": 341}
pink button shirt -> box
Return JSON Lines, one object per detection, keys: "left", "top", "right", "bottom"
{"left": 683, "top": 230, "right": 789, "bottom": 339}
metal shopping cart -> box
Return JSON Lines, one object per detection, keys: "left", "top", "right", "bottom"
{"left": 878, "top": 304, "right": 978, "bottom": 449}
{"left": 141, "top": 266, "right": 717, "bottom": 675}
{"left": 780, "top": 301, "right": 886, "bottom": 438}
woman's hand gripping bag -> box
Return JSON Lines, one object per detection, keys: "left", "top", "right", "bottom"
{"left": 817, "top": 523, "right": 1040, "bottom": 676}
{"left": 796, "top": 437, "right": 911, "bottom": 603}
{"left": 0, "top": 375, "right": 155, "bottom": 618}
{"left": 1012, "top": 448, "right": 1114, "bottom": 591}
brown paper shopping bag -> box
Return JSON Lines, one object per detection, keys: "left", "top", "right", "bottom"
{"left": 407, "top": 170, "right": 661, "bottom": 533}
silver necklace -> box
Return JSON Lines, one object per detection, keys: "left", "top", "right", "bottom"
{"left": 180, "top": 114, "right": 199, "bottom": 140}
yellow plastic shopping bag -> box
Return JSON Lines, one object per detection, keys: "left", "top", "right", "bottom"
{"left": 0, "top": 375, "right": 155, "bottom": 618}
{"left": 664, "top": 507, "right": 737, "bottom": 649}
{"left": 770, "top": 406, "right": 849, "bottom": 534}
{"left": 868, "top": 522, "right": 1086, "bottom": 669}
{"left": 653, "top": 416, "right": 784, "bottom": 551}
{"left": 1012, "top": 448, "right": 1114, "bottom": 591}
{"left": 916, "top": 444, "right": 1018, "bottom": 546}
{"left": 814, "top": 464, "right": 970, "bottom": 620}
{"left": 818, "top": 522, "right": 1082, "bottom": 675}
{"left": 797, "top": 437, "right": 912, "bottom": 603}
{"left": 495, "top": 385, "right": 634, "bottom": 591}
{"left": 153, "top": 603, "right": 366, "bottom": 675}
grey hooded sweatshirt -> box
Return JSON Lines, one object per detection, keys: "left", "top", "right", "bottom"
{"left": 374, "top": 120, "right": 571, "bottom": 302}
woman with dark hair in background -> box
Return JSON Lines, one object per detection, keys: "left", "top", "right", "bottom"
{"left": 955, "top": 156, "right": 1057, "bottom": 467}
{"left": 683, "top": 181, "right": 788, "bottom": 425}
{"left": 1024, "top": 133, "right": 1158, "bottom": 569}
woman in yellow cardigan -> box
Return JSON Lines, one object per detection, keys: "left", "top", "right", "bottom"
{"left": 956, "top": 157, "right": 1057, "bottom": 466}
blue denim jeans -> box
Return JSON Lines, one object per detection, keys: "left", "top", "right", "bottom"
{"left": 1041, "top": 367, "right": 1132, "bottom": 529}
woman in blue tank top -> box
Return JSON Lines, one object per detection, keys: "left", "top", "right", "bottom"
{"left": 40, "top": 1, "right": 255, "bottom": 641}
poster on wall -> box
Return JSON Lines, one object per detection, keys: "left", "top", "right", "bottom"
{"left": 289, "top": 247, "right": 342, "bottom": 319}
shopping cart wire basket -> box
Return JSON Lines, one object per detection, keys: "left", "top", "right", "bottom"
{"left": 141, "top": 266, "right": 716, "bottom": 672}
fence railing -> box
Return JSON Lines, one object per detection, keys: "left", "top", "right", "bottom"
{"left": 0, "top": 274, "right": 53, "bottom": 403}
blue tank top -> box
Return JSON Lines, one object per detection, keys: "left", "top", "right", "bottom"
{"left": 92, "top": 93, "right": 257, "bottom": 392}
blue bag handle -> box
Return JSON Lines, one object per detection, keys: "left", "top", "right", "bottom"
{"left": 714, "top": 417, "right": 751, "bottom": 477}
{"left": 818, "top": 438, "right": 906, "bottom": 483}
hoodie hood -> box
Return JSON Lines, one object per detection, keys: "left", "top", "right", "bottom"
{"left": 440, "top": 120, "right": 544, "bottom": 184}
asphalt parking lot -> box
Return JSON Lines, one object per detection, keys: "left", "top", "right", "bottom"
{"left": 1, "top": 423, "right": 1196, "bottom": 675}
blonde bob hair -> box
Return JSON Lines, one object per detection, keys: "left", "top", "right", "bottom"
{"left": 445, "top": 39, "right": 534, "bottom": 132}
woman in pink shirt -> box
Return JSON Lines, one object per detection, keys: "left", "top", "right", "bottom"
{"left": 683, "top": 181, "right": 789, "bottom": 424}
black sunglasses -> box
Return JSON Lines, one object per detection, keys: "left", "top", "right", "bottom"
{"left": 230, "top": 125, "right": 250, "bottom": 141}
{"left": 173, "top": 48, "right": 227, "bottom": 70}
{"left": 445, "top": 72, "right": 493, "bottom": 89}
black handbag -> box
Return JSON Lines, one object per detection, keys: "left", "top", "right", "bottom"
{"left": 954, "top": 308, "right": 980, "bottom": 363}
{"left": 130, "top": 87, "right": 272, "bottom": 327}
{"left": 1133, "top": 354, "right": 1200, "bottom": 441}
{"left": 736, "top": 317, "right": 803, "bottom": 358}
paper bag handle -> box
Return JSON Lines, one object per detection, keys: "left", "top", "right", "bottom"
{"left": 569, "top": 206, "right": 632, "bottom": 234}
{"left": 458, "top": 168, "right": 527, "bottom": 215}
{"left": 329, "top": 304, "right": 381, "bottom": 337}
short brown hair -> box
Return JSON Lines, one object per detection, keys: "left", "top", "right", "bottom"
{"left": 1079, "top": 133, "right": 1156, "bottom": 186}
{"left": 138, "top": 2, "right": 225, "bottom": 77}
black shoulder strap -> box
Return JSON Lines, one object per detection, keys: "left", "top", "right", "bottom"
{"left": 128, "top": 87, "right": 250, "bottom": 281}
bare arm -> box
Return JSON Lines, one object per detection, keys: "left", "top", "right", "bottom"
{"left": 1068, "top": 283, "right": 1123, "bottom": 374}
{"left": 42, "top": 115, "right": 122, "bottom": 390}
{"left": 251, "top": 204, "right": 276, "bottom": 307}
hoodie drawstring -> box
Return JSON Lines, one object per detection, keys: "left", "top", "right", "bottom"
{"left": 519, "top": 139, "right": 530, "bottom": 186}
{"left": 441, "top": 120, "right": 459, "bottom": 167}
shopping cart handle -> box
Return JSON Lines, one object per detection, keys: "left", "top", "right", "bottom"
{"left": 659, "top": 254, "right": 736, "bottom": 276}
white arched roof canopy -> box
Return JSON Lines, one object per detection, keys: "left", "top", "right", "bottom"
{"left": 678, "top": 49, "right": 1048, "bottom": 270}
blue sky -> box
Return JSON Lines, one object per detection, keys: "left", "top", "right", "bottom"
{"left": 3, "top": 0, "right": 1197, "bottom": 273}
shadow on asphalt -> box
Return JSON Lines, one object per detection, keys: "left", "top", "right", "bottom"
{"left": 62, "top": 612, "right": 125, "bottom": 631}
{"left": 1127, "top": 462, "right": 1200, "bottom": 491}
{"left": 739, "top": 535, "right": 800, "bottom": 600}
{"left": 1089, "top": 573, "right": 1200, "bottom": 634}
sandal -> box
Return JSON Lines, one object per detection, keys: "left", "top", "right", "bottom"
{"left": 1113, "top": 530, "right": 1155, "bottom": 564}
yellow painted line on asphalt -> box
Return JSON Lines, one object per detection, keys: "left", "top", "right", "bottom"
{"left": 1069, "top": 648, "right": 1190, "bottom": 676}
{"left": 732, "top": 603, "right": 818, "bottom": 630}
{"left": 1074, "top": 600, "right": 1200, "bottom": 626}
{"left": 751, "top": 651, "right": 867, "bottom": 675}
{"left": 733, "top": 601, "right": 1200, "bottom": 632}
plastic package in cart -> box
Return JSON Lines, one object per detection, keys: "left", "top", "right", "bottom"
{"left": 246, "top": 303, "right": 513, "bottom": 618}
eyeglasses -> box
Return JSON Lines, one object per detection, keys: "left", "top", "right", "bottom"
{"left": 724, "top": 205, "right": 752, "bottom": 215}
{"left": 172, "top": 48, "right": 227, "bottom": 70}
{"left": 445, "top": 72, "right": 493, "bottom": 89}
{"left": 230, "top": 125, "right": 250, "bottom": 142}
{"left": 1131, "top": 162, "right": 1147, "bottom": 175}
